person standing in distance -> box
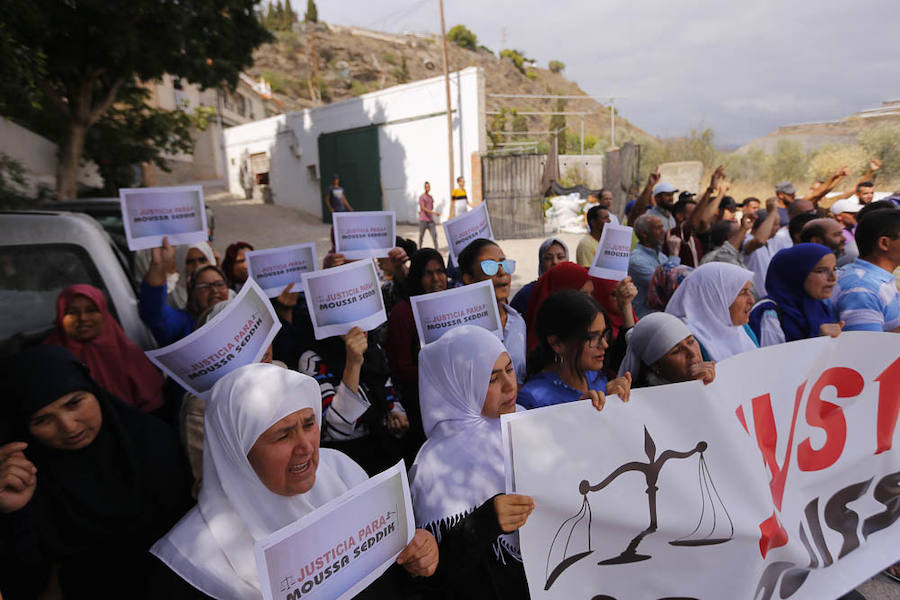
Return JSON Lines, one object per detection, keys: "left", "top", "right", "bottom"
{"left": 450, "top": 176, "right": 473, "bottom": 218}
{"left": 418, "top": 181, "right": 440, "bottom": 248}
{"left": 325, "top": 174, "right": 354, "bottom": 214}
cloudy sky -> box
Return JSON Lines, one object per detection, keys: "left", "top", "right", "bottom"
{"left": 312, "top": 0, "right": 899, "bottom": 146}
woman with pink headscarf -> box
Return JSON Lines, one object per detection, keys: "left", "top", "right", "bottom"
{"left": 45, "top": 284, "right": 165, "bottom": 412}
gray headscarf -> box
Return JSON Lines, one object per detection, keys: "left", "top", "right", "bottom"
{"left": 537, "top": 237, "right": 570, "bottom": 276}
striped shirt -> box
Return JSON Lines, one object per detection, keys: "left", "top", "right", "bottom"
{"left": 833, "top": 259, "right": 900, "bottom": 332}
{"left": 299, "top": 350, "right": 405, "bottom": 442}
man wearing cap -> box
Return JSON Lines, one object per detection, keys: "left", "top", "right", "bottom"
{"left": 325, "top": 174, "right": 354, "bottom": 214}
{"left": 647, "top": 181, "right": 678, "bottom": 231}
{"left": 775, "top": 167, "right": 849, "bottom": 220}
{"left": 831, "top": 198, "right": 864, "bottom": 267}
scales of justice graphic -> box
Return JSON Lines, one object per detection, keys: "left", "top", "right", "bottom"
{"left": 544, "top": 427, "right": 735, "bottom": 591}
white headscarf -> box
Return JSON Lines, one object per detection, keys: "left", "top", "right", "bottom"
{"left": 409, "top": 325, "right": 522, "bottom": 563}
{"left": 169, "top": 241, "right": 217, "bottom": 310}
{"left": 665, "top": 262, "right": 758, "bottom": 361}
{"left": 618, "top": 312, "right": 694, "bottom": 382}
{"left": 151, "top": 364, "right": 366, "bottom": 599}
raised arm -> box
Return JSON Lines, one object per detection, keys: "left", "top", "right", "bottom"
{"left": 806, "top": 166, "right": 849, "bottom": 206}
{"left": 743, "top": 198, "right": 779, "bottom": 254}
{"left": 688, "top": 166, "right": 726, "bottom": 233}
{"left": 629, "top": 169, "right": 660, "bottom": 222}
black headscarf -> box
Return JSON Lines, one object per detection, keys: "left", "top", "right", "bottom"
{"left": 2, "top": 345, "right": 191, "bottom": 593}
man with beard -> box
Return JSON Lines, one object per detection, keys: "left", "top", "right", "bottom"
{"left": 800, "top": 218, "right": 846, "bottom": 257}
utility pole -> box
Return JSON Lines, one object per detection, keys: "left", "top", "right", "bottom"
{"left": 439, "top": 0, "right": 455, "bottom": 216}
{"left": 610, "top": 100, "right": 616, "bottom": 149}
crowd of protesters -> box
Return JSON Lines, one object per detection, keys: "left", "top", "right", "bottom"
{"left": 1, "top": 163, "right": 899, "bottom": 599}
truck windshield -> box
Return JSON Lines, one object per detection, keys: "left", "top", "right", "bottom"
{"left": 0, "top": 244, "right": 109, "bottom": 354}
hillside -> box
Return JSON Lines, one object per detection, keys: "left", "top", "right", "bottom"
{"left": 736, "top": 100, "right": 900, "bottom": 155}
{"left": 247, "top": 22, "right": 655, "bottom": 151}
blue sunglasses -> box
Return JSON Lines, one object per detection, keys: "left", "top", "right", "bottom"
{"left": 480, "top": 259, "right": 516, "bottom": 276}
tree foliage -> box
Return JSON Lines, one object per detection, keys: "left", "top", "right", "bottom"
{"left": 500, "top": 49, "right": 534, "bottom": 74}
{"left": 767, "top": 139, "right": 809, "bottom": 183}
{"left": 447, "top": 25, "right": 477, "bottom": 51}
{"left": 262, "top": 0, "right": 299, "bottom": 31}
{"left": 1, "top": 0, "right": 272, "bottom": 198}
{"left": 549, "top": 98, "right": 567, "bottom": 154}
{"left": 859, "top": 125, "right": 900, "bottom": 178}
{"left": 548, "top": 60, "right": 565, "bottom": 74}
{"left": 304, "top": 0, "right": 319, "bottom": 23}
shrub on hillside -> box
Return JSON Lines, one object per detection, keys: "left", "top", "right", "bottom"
{"left": 262, "top": 71, "right": 286, "bottom": 94}
{"left": 767, "top": 139, "right": 809, "bottom": 183}
{"left": 807, "top": 144, "right": 868, "bottom": 180}
{"left": 500, "top": 49, "right": 533, "bottom": 74}
{"left": 723, "top": 147, "right": 768, "bottom": 183}
{"left": 448, "top": 25, "right": 477, "bottom": 51}
{"left": 859, "top": 125, "right": 900, "bottom": 178}
{"left": 549, "top": 60, "right": 565, "bottom": 73}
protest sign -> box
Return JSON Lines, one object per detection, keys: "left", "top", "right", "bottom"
{"left": 145, "top": 281, "right": 280, "bottom": 399}
{"left": 443, "top": 202, "right": 494, "bottom": 263}
{"left": 301, "top": 259, "right": 386, "bottom": 339}
{"left": 588, "top": 223, "right": 633, "bottom": 280}
{"left": 119, "top": 185, "right": 207, "bottom": 250}
{"left": 503, "top": 332, "right": 900, "bottom": 600}
{"left": 410, "top": 280, "right": 502, "bottom": 346}
{"left": 254, "top": 461, "right": 414, "bottom": 600}
{"left": 246, "top": 243, "right": 318, "bottom": 298}
{"left": 332, "top": 211, "right": 397, "bottom": 259}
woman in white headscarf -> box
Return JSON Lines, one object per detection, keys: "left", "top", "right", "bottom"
{"left": 665, "top": 262, "right": 759, "bottom": 361}
{"left": 409, "top": 325, "right": 605, "bottom": 599}
{"left": 150, "top": 364, "right": 438, "bottom": 599}
{"left": 618, "top": 312, "right": 716, "bottom": 388}
{"left": 169, "top": 242, "right": 217, "bottom": 309}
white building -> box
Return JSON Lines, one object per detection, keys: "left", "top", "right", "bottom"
{"left": 222, "top": 66, "right": 486, "bottom": 223}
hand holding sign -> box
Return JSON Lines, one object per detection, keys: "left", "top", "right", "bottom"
{"left": 443, "top": 203, "right": 494, "bottom": 263}
{"left": 410, "top": 281, "right": 503, "bottom": 346}
{"left": 395, "top": 529, "right": 438, "bottom": 577}
{"left": 146, "top": 236, "right": 177, "bottom": 287}
{"left": 246, "top": 243, "right": 317, "bottom": 297}
{"left": 588, "top": 224, "right": 633, "bottom": 281}
{"left": 120, "top": 185, "right": 207, "bottom": 250}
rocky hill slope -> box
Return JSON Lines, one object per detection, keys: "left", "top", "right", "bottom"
{"left": 248, "top": 23, "right": 654, "bottom": 151}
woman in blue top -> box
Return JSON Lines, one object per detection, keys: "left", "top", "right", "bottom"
{"left": 518, "top": 289, "right": 632, "bottom": 409}
{"left": 748, "top": 243, "right": 844, "bottom": 346}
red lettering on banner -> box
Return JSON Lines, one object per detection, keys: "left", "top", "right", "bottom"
{"left": 751, "top": 381, "right": 806, "bottom": 511}
{"left": 758, "top": 511, "right": 789, "bottom": 558}
{"left": 875, "top": 356, "right": 900, "bottom": 454}
{"left": 736, "top": 405, "right": 749, "bottom": 434}
{"left": 797, "top": 368, "right": 857, "bottom": 472}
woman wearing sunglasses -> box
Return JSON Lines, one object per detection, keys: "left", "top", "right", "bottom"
{"left": 458, "top": 239, "right": 527, "bottom": 385}
{"left": 518, "top": 289, "right": 632, "bottom": 409}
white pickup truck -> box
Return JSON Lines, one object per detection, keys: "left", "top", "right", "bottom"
{"left": 0, "top": 210, "right": 156, "bottom": 357}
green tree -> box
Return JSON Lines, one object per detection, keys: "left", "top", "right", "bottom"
{"left": 548, "top": 60, "right": 565, "bottom": 74}
{"left": 500, "top": 49, "right": 532, "bottom": 74}
{"left": 447, "top": 25, "right": 477, "bottom": 51}
{"left": 767, "top": 139, "right": 810, "bottom": 183}
{"left": 488, "top": 108, "right": 508, "bottom": 149}
{"left": 1, "top": 0, "right": 271, "bottom": 199}
{"left": 859, "top": 125, "right": 900, "bottom": 178}
{"left": 393, "top": 55, "right": 410, "bottom": 84}
{"left": 511, "top": 110, "right": 528, "bottom": 134}
{"left": 305, "top": 0, "right": 318, "bottom": 23}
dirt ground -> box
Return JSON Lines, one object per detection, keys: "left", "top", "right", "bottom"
{"left": 207, "top": 191, "right": 583, "bottom": 297}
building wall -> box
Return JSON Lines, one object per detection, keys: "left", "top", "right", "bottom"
{"left": 558, "top": 154, "right": 604, "bottom": 189}
{"left": 0, "top": 116, "right": 102, "bottom": 196}
{"left": 222, "top": 67, "right": 486, "bottom": 223}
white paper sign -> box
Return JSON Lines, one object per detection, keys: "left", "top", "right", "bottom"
{"left": 332, "top": 211, "right": 396, "bottom": 259}
{"left": 119, "top": 185, "right": 207, "bottom": 250}
{"left": 588, "top": 223, "right": 633, "bottom": 280}
{"left": 302, "top": 259, "right": 387, "bottom": 340}
{"left": 442, "top": 202, "right": 494, "bottom": 263}
{"left": 145, "top": 281, "right": 280, "bottom": 399}
{"left": 246, "top": 243, "right": 318, "bottom": 298}
{"left": 254, "top": 461, "right": 415, "bottom": 600}
{"left": 503, "top": 332, "right": 900, "bottom": 600}
{"left": 410, "top": 280, "right": 502, "bottom": 346}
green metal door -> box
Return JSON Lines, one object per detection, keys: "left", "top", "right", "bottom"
{"left": 318, "top": 126, "right": 382, "bottom": 223}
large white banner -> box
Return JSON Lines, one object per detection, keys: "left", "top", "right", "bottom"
{"left": 302, "top": 259, "right": 387, "bottom": 340}
{"left": 119, "top": 185, "right": 207, "bottom": 250}
{"left": 443, "top": 202, "right": 494, "bottom": 263}
{"left": 503, "top": 332, "right": 900, "bottom": 600}
{"left": 410, "top": 280, "right": 502, "bottom": 346}
{"left": 254, "top": 461, "right": 415, "bottom": 600}
{"left": 145, "top": 281, "right": 280, "bottom": 399}
{"left": 588, "top": 223, "right": 632, "bottom": 280}
{"left": 246, "top": 243, "right": 318, "bottom": 298}
{"left": 332, "top": 211, "right": 396, "bottom": 259}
